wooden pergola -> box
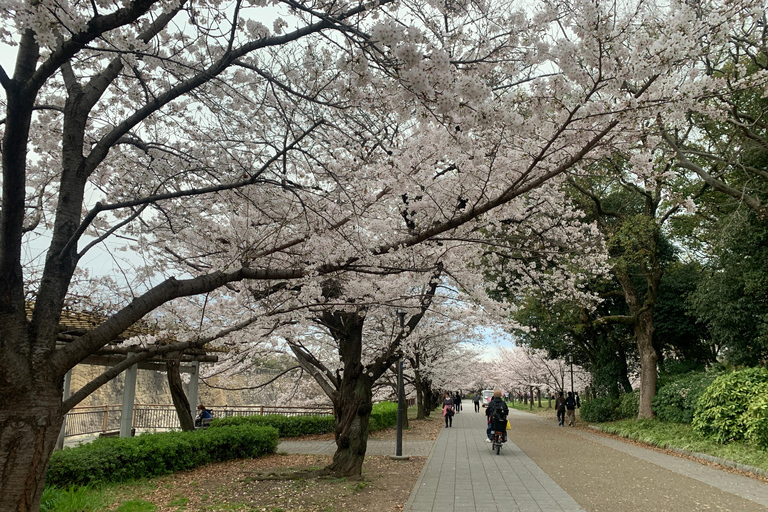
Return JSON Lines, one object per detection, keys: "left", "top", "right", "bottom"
{"left": 26, "top": 303, "right": 219, "bottom": 446}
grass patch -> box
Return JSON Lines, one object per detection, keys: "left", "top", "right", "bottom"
{"left": 598, "top": 419, "right": 768, "bottom": 472}
{"left": 115, "top": 500, "right": 157, "bottom": 512}
{"left": 168, "top": 495, "right": 189, "bottom": 507}
{"left": 40, "top": 485, "right": 106, "bottom": 512}
{"left": 508, "top": 400, "right": 551, "bottom": 413}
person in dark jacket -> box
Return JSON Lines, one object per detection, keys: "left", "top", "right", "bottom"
{"left": 555, "top": 392, "right": 566, "bottom": 426}
{"left": 565, "top": 391, "right": 577, "bottom": 426}
{"left": 195, "top": 404, "right": 212, "bottom": 427}
{"left": 485, "top": 390, "right": 509, "bottom": 442}
{"left": 454, "top": 391, "right": 462, "bottom": 413}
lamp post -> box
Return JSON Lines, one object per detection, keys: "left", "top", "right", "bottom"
{"left": 395, "top": 311, "right": 406, "bottom": 458}
{"left": 567, "top": 355, "right": 574, "bottom": 394}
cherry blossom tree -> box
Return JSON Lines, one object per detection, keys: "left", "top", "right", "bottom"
{"left": 494, "top": 347, "right": 588, "bottom": 396}
{"left": 0, "top": 0, "right": 760, "bottom": 508}
{"left": 659, "top": 11, "right": 768, "bottom": 218}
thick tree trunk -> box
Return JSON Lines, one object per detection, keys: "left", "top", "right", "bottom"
{"left": 319, "top": 310, "right": 372, "bottom": 477}
{"left": 166, "top": 353, "right": 195, "bottom": 432}
{"left": 328, "top": 375, "right": 373, "bottom": 476}
{"left": 0, "top": 385, "right": 63, "bottom": 512}
{"left": 424, "top": 381, "right": 434, "bottom": 417}
{"left": 413, "top": 368, "right": 426, "bottom": 420}
{"left": 636, "top": 310, "right": 658, "bottom": 419}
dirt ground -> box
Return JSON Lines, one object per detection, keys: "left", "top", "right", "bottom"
{"left": 110, "top": 415, "right": 443, "bottom": 512}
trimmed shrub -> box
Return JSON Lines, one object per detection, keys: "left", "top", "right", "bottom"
{"left": 652, "top": 371, "right": 720, "bottom": 423}
{"left": 618, "top": 390, "right": 640, "bottom": 419}
{"left": 46, "top": 424, "right": 278, "bottom": 487}
{"left": 692, "top": 367, "right": 768, "bottom": 444}
{"left": 210, "top": 414, "right": 335, "bottom": 437}
{"left": 210, "top": 401, "right": 398, "bottom": 439}
{"left": 580, "top": 396, "right": 620, "bottom": 423}
{"left": 368, "top": 402, "right": 398, "bottom": 431}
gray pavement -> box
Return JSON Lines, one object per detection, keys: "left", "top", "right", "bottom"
{"left": 402, "top": 410, "right": 585, "bottom": 512}
{"left": 400, "top": 408, "right": 768, "bottom": 512}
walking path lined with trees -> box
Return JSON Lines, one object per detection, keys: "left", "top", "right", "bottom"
{"left": 385, "top": 409, "right": 768, "bottom": 512}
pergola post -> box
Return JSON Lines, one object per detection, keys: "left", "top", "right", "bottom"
{"left": 55, "top": 369, "right": 72, "bottom": 450}
{"left": 120, "top": 355, "right": 138, "bottom": 438}
{"left": 188, "top": 361, "right": 200, "bottom": 411}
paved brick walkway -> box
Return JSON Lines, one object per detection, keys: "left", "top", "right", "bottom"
{"left": 402, "top": 408, "right": 768, "bottom": 512}
{"left": 403, "top": 410, "right": 584, "bottom": 512}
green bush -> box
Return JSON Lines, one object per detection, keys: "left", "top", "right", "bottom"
{"left": 46, "top": 425, "right": 278, "bottom": 487}
{"left": 368, "top": 402, "right": 398, "bottom": 431}
{"left": 744, "top": 392, "right": 768, "bottom": 448}
{"left": 692, "top": 367, "right": 768, "bottom": 444}
{"left": 652, "top": 370, "right": 720, "bottom": 423}
{"left": 210, "top": 402, "right": 398, "bottom": 439}
{"left": 210, "top": 414, "right": 335, "bottom": 437}
{"left": 618, "top": 390, "right": 639, "bottom": 419}
{"left": 580, "top": 396, "right": 620, "bottom": 423}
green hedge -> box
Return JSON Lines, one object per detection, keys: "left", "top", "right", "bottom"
{"left": 368, "top": 402, "right": 398, "bottom": 431}
{"left": 46, "top": 425, "right": 278, "bottom": 487}
{"left": 210, "top": 402, "right": 399, "bottom": 438}
{"left": 693, "top": 367, "right": 768, "bottom": 445}
{"left": 652, "top": 371, "right": 720, "bottom": 423}
{"left": 210, "top": 414, "right": 335, "bottom": 437}
{"left": 580, "top": 396, "right": 620, "bottom": 423}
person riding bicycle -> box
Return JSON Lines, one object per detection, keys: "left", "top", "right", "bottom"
{"left": 485, "top": 390, "right": 509, "bottom": 443}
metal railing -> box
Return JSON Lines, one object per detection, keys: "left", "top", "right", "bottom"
{"left": 64, "top": 398, "right": 417, "bottom": 438}
{"left": 62, "top": 403, "right": 334, "bottom": 437}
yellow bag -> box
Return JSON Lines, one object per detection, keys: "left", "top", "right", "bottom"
{"left": 506, "top": 420, "right": 511, "bottom": 430}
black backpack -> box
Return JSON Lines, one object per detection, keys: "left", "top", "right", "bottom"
{"left": 491, "top": 402, "right": 508, "bottom": 425}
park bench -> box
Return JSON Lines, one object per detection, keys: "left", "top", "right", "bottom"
{"left": 195, "top": 415, "right": 214, "bottom": 430}
{"left": 99, "top": 428, "right": 135, "bottom": 438}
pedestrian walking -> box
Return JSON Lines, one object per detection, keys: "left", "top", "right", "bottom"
{"left": 575, "top": 392, "right": 581, "bottom": 408}
{"left": 565, "top": 391, "right": 577, "bottom": 426}
{"left": 454, "top": 391, "right": 462, "bottom": 413}
{"left": 442, "top": 392, "right": 454, "bottom": 428}
{"left": 555, "top": 391, "right": 566, "bottom": 426}
{"left": 473, "top": 391, "right": 481, "bottom": 413}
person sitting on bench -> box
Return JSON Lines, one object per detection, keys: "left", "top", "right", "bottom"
{"left": 195, "top": 404, "right": 212, "bottom": 427}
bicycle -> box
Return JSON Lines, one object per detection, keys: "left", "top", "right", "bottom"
{"left": 489, "top": 417, "right": 507, "bottom": 455}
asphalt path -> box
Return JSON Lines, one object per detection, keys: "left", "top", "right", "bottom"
{"left": 507, "top": 408, "right": 768, "bottom": 511}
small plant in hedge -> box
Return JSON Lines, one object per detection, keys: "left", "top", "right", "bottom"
{"left": 652, "top": 370, "right": 721, "bottom": 423}
{"left": 692, "top": 367, "right": 768, "bottom": 444}
{"left": 580, "top": 396, "right": 620, "bottom": 423}
{"left": 743, "top": 392, "right": 768, "bottom": 448}
{"left": 618, "top": 390, "right": 639, "bottom": 419}
{"left": 46, "top": 425, "right": 278, "bottom": 488}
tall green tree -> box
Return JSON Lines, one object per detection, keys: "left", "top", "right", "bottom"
{"left": 687, "top": 210, "right": 768, "bottom": 365}
{"left": 568, "top": 153, "right": 709, "bottom": 417}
